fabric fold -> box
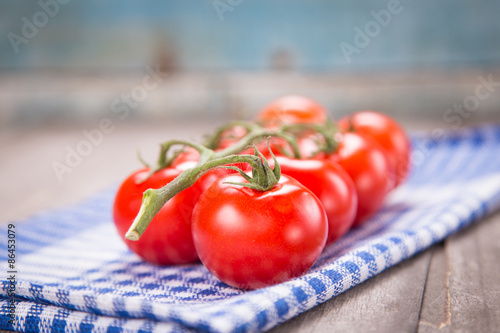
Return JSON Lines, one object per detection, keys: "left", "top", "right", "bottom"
{"left": 1, "top": 125, "right": 500, "bottom": 333}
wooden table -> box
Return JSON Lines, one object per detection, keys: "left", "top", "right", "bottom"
{"left": 1, "top": 122, "right": 499, "bottom": 332}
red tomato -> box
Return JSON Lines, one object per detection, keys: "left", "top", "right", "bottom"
{"left": 338, "top": 111, "right": 411, "bottom": 186}
{"left": 210, "top": 147, "right": 252, "bottom": 173}
{"left": 254, "top": 137, "right": 295, "bottom": 158}
{"left": 173, "top": 146, "right": 252, "bottom": 174}
{"left": 329, "top": 132, "right": 395, "bottom": 226}
{"left": 257, "top": 95, "right": 328, "bottom": 127}
{"left": 297, "top": 135, "right": 322, "bottom": 159}
{"left": 218, "top": 136, "right": 289, "bottom": 157}
{"left": 215, "top": 137, "right": 291, "bottom": 172}
{"left": 192, "top": 174, "right": 328, "bottom": 289}
{"left": 216, "top": 125, "right": 249, "bottom": 150}
{"left": 172, "top": 147, "right": 200, "bottom": 166}
{"left": 273, "top": 156, "right": 357, "bottom": 244}
{"left": 113, "top": 166, "right": 221, "bottom": 265}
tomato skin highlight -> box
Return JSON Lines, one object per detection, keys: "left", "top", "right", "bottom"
{"left": 257, "top": 95, "right": 328, "bottom": 126}
{"left": 272, "top": 156, "right": 357, "bottom": 244}
{"left": 113, "top": 167, "right": 220, "bottom": 265}
{"left": 329, "top": 132, "right": 394, "bottom": 226}
{"left": 215, "top": 125, "right": 250, "bottom": 150}
{"left": 339, "top": 111, "right": 411, "bottom": 186}
{"left": 192, "top": 174, "right": 328, "bottom": 290}
{"left": 172, "top": 147, "right": 200, "bottom": 166}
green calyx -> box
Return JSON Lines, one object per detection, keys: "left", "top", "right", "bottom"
{"left": 125, "top": 138, "right": 281, "bottom": 241}
{"left": 221, "top": 139, "right": 281, "bottom": 191}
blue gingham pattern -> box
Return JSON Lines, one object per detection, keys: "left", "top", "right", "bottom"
{"left": 2, "top": 125, "right": 500, "bottom": 333}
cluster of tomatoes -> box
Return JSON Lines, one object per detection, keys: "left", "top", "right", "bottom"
{"left": 113, "top": 95, "right": 411, "bottom": 290}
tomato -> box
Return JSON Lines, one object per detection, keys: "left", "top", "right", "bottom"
{"left": 192, "top": 174, "right": 328, "bottom": 289}
{"left": 113, "top": 166, "right": 221, "bottom": 265}
{"left": 172, "top": 147, "right": 200, "bottom": 166}
{"left": 255, "top": 137, "right": 296, "bottom": 158}
{"left": 297, "top": 134, "right": 322, "bottom": 159}
{"left": 338, "top": 111, "right": 411, "bottom": 186}
{"left": 273, "top": 156, "right": 357, "bottom": 244}
{"left": 216, "top": 125, "right": 250, "bottom": 150}
{"left": 328, "top": 132, "right": 394, "bottom": 226}
{"left": 218, "top": 135, "right": 290, "bottom": 158}
{"left": 257, "top": 95, "right": 328, "bottom": 127}
{"left": 215, "top": 138, "right": 291, "bottom": 172}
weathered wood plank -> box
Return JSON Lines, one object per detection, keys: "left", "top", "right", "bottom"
{"left": 269, "top": 249, "right": 432, "bottom": 333}
{"left": 0, "top": 122, "right": 220, "bottom": 223}
{"left": 417, "top": 243, "right": 451, "bottom": 331}
{"left": 418, "top": 211, "right": 500, "bottom": 332}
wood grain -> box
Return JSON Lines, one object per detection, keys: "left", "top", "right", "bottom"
{"left": 417, "top": 243, "right": 451, "bottom": 331}
{"left": 0, "top": 122, "right": 221, "bottom": 223}
{"left": 418, "top": 212, "right": 500, "bottom": 333}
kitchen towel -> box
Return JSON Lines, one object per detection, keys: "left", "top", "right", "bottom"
{"left": 2, "top": 125, "right": 500, "bottom": 333}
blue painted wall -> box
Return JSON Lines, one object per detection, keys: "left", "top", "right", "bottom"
{"left": 1, "top": 0, "right": 500, "bottom": 71}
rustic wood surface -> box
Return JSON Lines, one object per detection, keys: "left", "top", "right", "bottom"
{"left": 1, "top": 122, "right": 499, "bottom": 332}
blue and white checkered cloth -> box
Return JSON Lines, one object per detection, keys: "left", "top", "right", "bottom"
{"left": 2, "top": 125, "right": 500, "bottom": 333}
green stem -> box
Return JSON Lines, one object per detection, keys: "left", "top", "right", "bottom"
{"left": 125, "top": 153, "right": 268, "bottom": 240}
{"left": 152, "top": 123, "right": 301, "bottom": 176}
{"left": 138, "top": 140, "right": 215, "bottom": 183}
{"left": 282, "top": 123, "right": 339, "bottom": 155}
{"left": 127, "top": 123, "right": 304, "bottom": 240}
{"left": 213, "top": 129, "right": 301, "bottom": 159}
{"left": 203, "top": 121, "right": 259, "bottom": 149}
{"left": 158, "top": 140, "right": 214, "bottom": 166}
